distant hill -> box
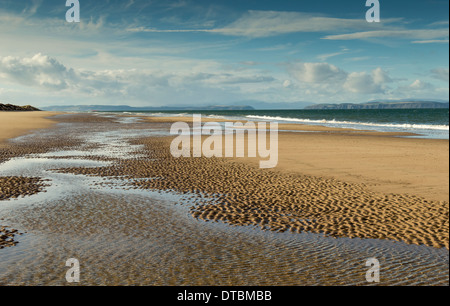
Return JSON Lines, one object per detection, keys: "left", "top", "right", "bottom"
{"left": 42, "top": 105, "right": 255, "bottom": 112}
{"left": 0, "top": 103, "right": 40, "bottom": 111}
{"left": 229, "top": 100, "right": 314, "bottom": 110}
{"left": 42, "top": 101, "right": 316, "bottom": 111}
{"left": 305, "top": 101, "right": 449, "bottom": 110}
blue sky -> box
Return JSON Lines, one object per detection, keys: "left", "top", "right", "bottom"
{"left": 0, "top": 0, "right": 448, "bottom": 107}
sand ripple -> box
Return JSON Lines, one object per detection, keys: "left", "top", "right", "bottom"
{"left": 57, "top": 136, "right": 449, "bottom": 250}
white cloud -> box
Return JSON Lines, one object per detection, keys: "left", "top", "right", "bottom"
{"left": 316, "top": 49, "right": 349, "bottom": 61}
{"left": 344, "top": 68, "right": 392, "bottom": 94}
{"left": 345, "top": 56, "right": 371, "bottom": 62}
{"left": 392, "top": 79, "right": 440, "bottom": 99}
{"left": 0, "top": 53, "right": 74, "bottom": 90}
{"left": 344, "top": 72, "right": 387, "bottom": 94}
{"left": 287, "top": 62, "right": 393, "bottom": 95}
{"left": 127, "top": 9, "right": 448, "bottom": 44}
{"left": 283, "top": 80, "right": 293, "bottom": 88}
{"left": 411, "top": 39, "right": 449, "bottom": 44}
{"left": 409, "top": 79, "right": 433, "bottom": 91}
{"left": 21, "top": 0, "right": 43, "bottom": 17}
{"left": 215, "top": 11, "right": 375, "bottom": 38}
{"left": 372, "top": 67, "right": 392, "bottom": 85}
{"left": 287, "top": 62, "right": 347, "bottom": 84}
{"left": 0, "top": 53, "right": 278, "bottom": 106}
{"left": 204, "top": 74, "right": 275, "bottom": 85}
{"left": 428, "top": 21, "right": 449, "bottom": 27}
{"left": 323, "top": 29, "right": 449, "bottom": 41}
{"left": 431, "top": 68, "right": 449, "bottom": 82}
{"left": 286, "top": 62, "right": 443, "bottom": 100}
{"left": 129, "top": 10, "right": 398, "bottom": 38}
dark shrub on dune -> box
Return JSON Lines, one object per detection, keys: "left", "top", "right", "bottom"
{"left": 0, "top": 103, "right": 40, "bottom": 111}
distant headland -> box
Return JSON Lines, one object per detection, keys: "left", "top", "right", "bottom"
{"left": 306, "top": 101, "right": 449, "bottom": 110}
{"left": 0, "top": 103, "right": 41, "bottom": 111}
{"left": 42, "top": 105, "right": 255, "bottom": 112}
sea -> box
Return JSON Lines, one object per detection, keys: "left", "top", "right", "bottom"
{"left": 117, "top": 109, "right": 449, "bottom": 140}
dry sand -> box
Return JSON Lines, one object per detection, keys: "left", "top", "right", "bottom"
{"left": 244, "top": 132, "right": 449, "bottom": 203}
{"left": 0, "top": 112, "right": 59, "bottom": 145}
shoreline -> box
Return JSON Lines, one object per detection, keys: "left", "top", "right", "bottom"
{"left": 103, "top": 110, "right": 449, "bottom": 140}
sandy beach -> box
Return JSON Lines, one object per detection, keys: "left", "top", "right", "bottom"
{"left": 142, "top": 115, "right": 449, "bottom": 202}
{"left": 0, "top": 112, "right": 59, "bottom": 145}
{"left": 0, "top": 112, "right": 448, "bottom": 285}
{"left": 137, "top": 115, "right": 448, "bottom": 248}
{"left": 244, "top": 132, "right": 449, "bottom": 203}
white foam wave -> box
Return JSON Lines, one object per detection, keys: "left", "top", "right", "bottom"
{"left": 245, "top": 115, "right": 450, "bottom": 131}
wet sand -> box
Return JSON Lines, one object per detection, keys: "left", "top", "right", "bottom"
{"left": 137, "top": 115, "right": 448, "bottom": 249}
{"left": 0, "top": 112, "right": 448, "bottom": 285}
{"left": 0, "top": 111, "right": 59, "bottom": 250}
{"left": 0, "top": 226, "right": 21, "bottom": 249}
{"left": 0, "top": 176, "right": 48, "bottom": 201}
{"left": 58, "top": 136, "right": 446, "bottom": 249}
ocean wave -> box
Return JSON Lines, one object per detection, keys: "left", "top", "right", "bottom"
{"left": 245, "top": 115, "right": 450, "bottom": 131}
